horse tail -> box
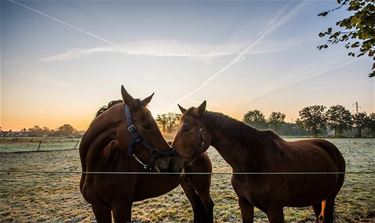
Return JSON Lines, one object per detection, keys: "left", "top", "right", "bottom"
{"left": 316, "top": 140, "right": 346, "bottom": 196}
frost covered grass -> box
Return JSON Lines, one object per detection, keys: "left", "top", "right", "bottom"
{"left": 0, "top": 137, "right": 80, "bottom": 153}
{"left": 0, "top": 138, "right": 374, "bottom": 222}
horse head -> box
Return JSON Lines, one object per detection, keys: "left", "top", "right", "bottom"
{"left": 88, "top": 86, "right": 175, "bottom": 172}
{"left": 171, "top": 100, "right": 213, "bottom": 170}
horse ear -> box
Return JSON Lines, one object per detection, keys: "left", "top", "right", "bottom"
{"left": 121, "top": 85, "right": 136, "bottom": 107}
{"left": 178, "top": 104, "right": 187, "bottom": 114}
{"left": 194, "top": 100, "right": 206, "bottom": 117}
{"left": 142, "top": 93, "right": 154, "bottom": 106}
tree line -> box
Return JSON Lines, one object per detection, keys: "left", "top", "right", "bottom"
{"left": 3, "top": 104, "right": 373, "bottom": 138}
{"left": 0, "top": 124, "right": 81, "bottom": 137}
{"left": 243, "top": 110, "right": 309, "bottom": 136}
{"left": 244, "top": 105, "right": 375, "bottom": 138}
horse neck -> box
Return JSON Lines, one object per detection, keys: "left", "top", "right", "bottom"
{"left": 202, "top": 112, "right": 262, "bottom": 172}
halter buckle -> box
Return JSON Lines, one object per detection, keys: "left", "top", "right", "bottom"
{"left": 151, "top": 149, "right": 160, "bottom": 158}
{"left": 127, "top": 125, "right": 137, "bottom": 133}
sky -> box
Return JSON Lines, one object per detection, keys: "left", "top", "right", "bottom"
{"left": 1, "top": 0, "right": 374, "bottom": 131}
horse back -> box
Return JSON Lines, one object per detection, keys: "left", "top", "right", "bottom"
{"left": 289, "top": 139, "right": 345, "bottom": 172}
{"left": 279, "top": 138, "right": 346, "bottom": 205}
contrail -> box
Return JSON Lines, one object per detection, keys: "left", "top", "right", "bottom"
{"left": 8, "top": 0, "right": 127, "bottom": 57}
{"left": 167, "top": 1, "right": 308, "bottom": 111}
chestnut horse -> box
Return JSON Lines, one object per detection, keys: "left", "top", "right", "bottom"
{"left": 79, "top": 87, "right": 214, "bottom": 223}
{"left": 172, "top": 101, "right": 345, "bottom": 223}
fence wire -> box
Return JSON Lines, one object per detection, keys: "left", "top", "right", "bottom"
{"left": 0, "top": 139, "right": 80, "bottom": 153}
{"left": 0, "top": 170, "right": 374, "bottom": 175}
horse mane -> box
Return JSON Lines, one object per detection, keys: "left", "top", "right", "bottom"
{"left": 196, "top": 110, "right": 281, "bottom": 145}
{"left": 96, "top": 100, "right": 123, "bottom": 117}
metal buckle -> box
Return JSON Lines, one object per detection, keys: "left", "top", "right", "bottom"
{"left": 151, "top": 149, "right": 159, "bottom": 158}
{"left": 133, "top": 154, "right": 148, "bottom": 170}
{"left": 127, "top": 125, "right": 137, "bottom": 132}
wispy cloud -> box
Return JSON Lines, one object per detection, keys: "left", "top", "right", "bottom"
{"left": 41, "top": 39, "right": 301, "bottom": 62}
{"left": 167, "top": 1, "right": 308, "bottom": 110}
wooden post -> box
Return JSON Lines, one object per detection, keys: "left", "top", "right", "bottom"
{"left": 37, "top": 141, "right": 42, "bottom": 152}
{"left": 74, "top": 140, "right": 80, "bottom": 149}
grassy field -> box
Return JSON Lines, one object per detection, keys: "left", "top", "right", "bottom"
{"left": 0, "top": 138, "right": 374, "bottom": 222}
{"left": 0, "top": 137, "right": 80, "bottom": 153}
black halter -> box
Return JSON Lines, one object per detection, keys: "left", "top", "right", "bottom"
{"left": 124, "top": 104, "right": 175, "bottom": 171}
{"left": 185, "top": 127, "right": 206, "bottom": 167}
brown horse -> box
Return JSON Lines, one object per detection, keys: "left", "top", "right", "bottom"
{"left": 79, "top": 87, "right": 214, "bottom": 223}
{"left": 172, "top": 101, "right": 345, "bottom": 223}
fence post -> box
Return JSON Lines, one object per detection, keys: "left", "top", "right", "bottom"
{"left": 37, "top": 141, "right": 42, "bottom": 152}
{"left": 74, "top": 140, "right": 80, "bottom": 149}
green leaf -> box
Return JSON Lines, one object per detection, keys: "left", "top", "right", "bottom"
{"left": 369, "top": 70, "right": 375, "bottom": 77}
{"left": 318, "top": 11, "right": 329, "bottom": 16}
{"left": 317, "top": 0, "right": 374, "bottom": 78}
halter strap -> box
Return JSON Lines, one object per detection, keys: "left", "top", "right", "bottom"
{"left": 185, "top": 127, "right": 206, "bottom": 167}
{"left": 124, "top": 104, "right": 175, "bottom": 171}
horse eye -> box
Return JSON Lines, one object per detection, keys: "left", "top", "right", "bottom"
{"left": 142, "top": 123, "right": 152, "bottom": 130}
{"left": 182, "top": 124, "right": 190, "bottom": 132}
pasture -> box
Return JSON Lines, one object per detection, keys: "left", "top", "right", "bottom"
{"left": 0, "top": 138, "right": 374, "bottom": 222}
{"left": 0, "top": 137, "right": 80, "bottom": 153}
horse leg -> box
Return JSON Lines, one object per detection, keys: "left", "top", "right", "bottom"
{"left": 180, "top": 178, "right": 208, "bottom": 223}
{"left": 92, "top": 204, "right": 112, "bottom": 223}
{"left": 266, "top": 206, "right": 284, "bottom": 223}
{"left": 312, "top": 202, "right": 322, "bottom": 223}
{"left": 112, "top": 202, "right": 133, "bottom": 223}
{"left": 321, "top": 196, "right": 336, "bottom": 223}
{"left": 188, "top": 174, "right": 214, "bottom": 223}
{"left": 238, "top": 197, "right": 254, "bottom": 223}
{"left": 183, "top": 153, "right": 214, "bottom": 222}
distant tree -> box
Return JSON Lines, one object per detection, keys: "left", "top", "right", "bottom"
{"left": 19, "top": 128, "right": 27, "bottom": 136}
{"left": 47, "top": 129, "right": 56, "bottom": 137}
{"left": 296, "top": 105, "right": 327, "bottom": 137}
{"left": 352, "top": 112, "right": 370, "bottom": 137}
{"left": 268, "top": 112, "right": 286, "bottom": 132}
{"left": 369, "top": 113, "right": 375, "bottom": 137}
{"left": 156, "top": 114, "right": 168, "bottom": 133}
{"left": 166, "top": 113, "right": 181, "bottom": 133}
{"left": 277, "top": 122, "right": 310, "bottom": 136}
{"left": 28, "top": 125, "right": 44, "bottom": 137}
{"left": 42, "top": 127, "right": 50, "bottom": 133}
{"left": 318, "top": 0, "right": 375, "bottom": 77}
{"left": 156, "top": 113, "right": 181, "bottom": 133}
{"left": 326, "top": 105, "right": 353, "bottom": 137}
{"left": 243, "top": 110, "right": 267, "bottom": 129}
{"left": 55, "top": 124, "right": 77, "bottom": 137}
